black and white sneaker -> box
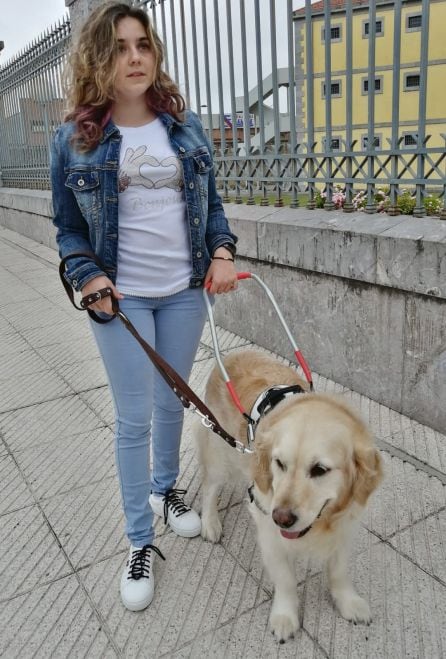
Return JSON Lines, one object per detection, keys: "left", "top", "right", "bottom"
{"left": 120, "top": 544, "right": 165, "bottom": 611}
{"left": 149, "top": 488, "right": 201, "bottom": 538}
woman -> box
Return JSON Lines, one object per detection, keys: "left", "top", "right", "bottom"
{"left": 51, "top": 1, "right": 237, "bottom": 612}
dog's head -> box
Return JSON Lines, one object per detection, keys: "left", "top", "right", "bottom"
{"left": 252, "top": 394, "right": 382, "bottom": 540}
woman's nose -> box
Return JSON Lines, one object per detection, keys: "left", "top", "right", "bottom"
{"left": 128, "top": 47, "right": 140, "bottom": 63}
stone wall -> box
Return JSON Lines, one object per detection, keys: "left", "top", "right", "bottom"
{"left": 0, "top": 187, "right": 445, "bottom": 433}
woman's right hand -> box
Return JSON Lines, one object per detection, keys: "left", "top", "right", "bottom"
{"left": 81, "top": 276, "right": 124, "bottom": 315}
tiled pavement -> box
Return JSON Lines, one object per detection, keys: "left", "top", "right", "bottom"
{"left": 0, "top": 225, "right": 445, "bottom": 658}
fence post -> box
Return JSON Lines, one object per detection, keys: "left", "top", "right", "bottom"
{"left": 65, "top": 0, "right": 108, "bottom": 39}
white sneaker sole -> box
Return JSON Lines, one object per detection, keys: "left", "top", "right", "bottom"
{"left": 149, "top": 496, "right": 201, "bottom": 538}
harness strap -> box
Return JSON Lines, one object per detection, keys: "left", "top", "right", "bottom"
{"left": 59, "top": 252, "right": 249, "bottom": 454}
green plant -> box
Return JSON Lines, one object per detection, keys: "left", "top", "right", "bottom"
{"left": 423, "top": 194, "right": 442, "bottom": 216}
{"left": 315, "top": 189, "right": 325, "bottom": 208}
{"left": 397, "top": 190, "right": 416, "bottom": 215}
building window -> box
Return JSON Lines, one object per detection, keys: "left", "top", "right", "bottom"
{"left": 402, "top": 133, "right": 418, "bottom": 148}
{"left": 363, "top": 18, "right": 384, "bottom": 37}
{"left": 404, "top": 73, "right": 420, "bottom": 91}
{"left": 322, "top": 136, "right": 341, "bottom": 151}
{"left": 322, "top": 80, "right": 342, "bottom": 98}
{"left": 361, "top": 135, "right": 382, "bottom": 150}
{"left": 362, "top": 77, "right": 383, "bottom": 94}
{"left": 321, "top": 24, "right": 342, "bottom": 42}
{"left": 406, "top": 14, "right": 422, "bottom": 31}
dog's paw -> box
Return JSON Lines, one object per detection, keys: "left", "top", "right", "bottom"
{"left": 269, "top": 611, "right": 300, "bottom": 643}
{"left": 335, "top": 592, "right": 372, "bottom": 624}
{"left": 200, "top": 516, "right": 222, "bottom": 543}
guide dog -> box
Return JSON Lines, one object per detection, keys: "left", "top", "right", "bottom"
{"left": 196, "top": 349, "right": 382, "bottom": 642}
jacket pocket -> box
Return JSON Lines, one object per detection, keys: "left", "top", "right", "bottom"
{"left": 65, "top": 170, "right": 101, "bottom": 220}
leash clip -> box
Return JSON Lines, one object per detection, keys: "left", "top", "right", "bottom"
{"left": 191, "top": 406, "right": 214, "bottom": 429}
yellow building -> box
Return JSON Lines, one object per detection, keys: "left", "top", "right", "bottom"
{"left": 293, "top": 0, "right": 446, "bottom": 151}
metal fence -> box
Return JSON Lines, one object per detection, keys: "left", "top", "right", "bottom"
{"left": 0, "top": 0, "right": 445, "bottom": 217}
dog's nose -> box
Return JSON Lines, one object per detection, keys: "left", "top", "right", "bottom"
{"left": 272, "top": 507, "right": 297, "bottom": 528}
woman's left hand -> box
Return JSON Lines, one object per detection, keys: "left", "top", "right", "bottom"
{"left": 204, "top": 256, "right": 238, "bottom": 294}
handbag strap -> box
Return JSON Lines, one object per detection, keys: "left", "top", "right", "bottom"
{"left": 59, "top": 253, "right": 248, "bottom": 453}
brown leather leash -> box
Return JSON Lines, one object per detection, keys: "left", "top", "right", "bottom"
{"left": 59, "top": 253, "right": 250, "bottom": 454}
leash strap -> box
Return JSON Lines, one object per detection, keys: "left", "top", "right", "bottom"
{"left": 59, "top": 252, "right": 250, "bottom": 454}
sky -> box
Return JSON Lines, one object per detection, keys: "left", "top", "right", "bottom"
{"left": 0, "top": 0, "right": 306, "bottom": 65}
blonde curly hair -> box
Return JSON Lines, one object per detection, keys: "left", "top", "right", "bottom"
{"left": 64, "top": 1, "right": 185, "bottom": 151}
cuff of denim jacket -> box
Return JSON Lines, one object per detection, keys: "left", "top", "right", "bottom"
{"left": 65, "top": 263, "right": 105, "bottom": 292}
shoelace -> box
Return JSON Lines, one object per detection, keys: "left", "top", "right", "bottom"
{"left": 163, "top": 488, "right": 190, "bottom": 524}
{"left": 128, "top": 544, "right": 165, "bottom": 580}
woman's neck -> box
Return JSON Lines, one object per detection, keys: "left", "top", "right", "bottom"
{"left": 111, "top": 98, "right": 157, "bottom": 127}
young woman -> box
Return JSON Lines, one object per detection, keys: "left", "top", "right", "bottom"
{"left": 51, "top": 1, "right": 237, "bottom": 612}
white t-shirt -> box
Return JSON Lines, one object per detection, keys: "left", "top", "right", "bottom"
{"left": 115, "top": 118, "right": 192, "bottom": 297}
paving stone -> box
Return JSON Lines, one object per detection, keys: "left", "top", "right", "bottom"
{"left": 57, "top": 357, "right": 109, "bottom": 392}
{"left": 0, "top": 370, "right": 73, "bottom": 413}
{"left": 364, "top": 452, "right": 446, "bottom": 538}
{"left": 384, "top": 425, "right": 446, "bottom": 475}
{"left": 0, "top": 395, "right": 105, "bottom": 452}
{"left": 19, "top": 318, "right": 92, "bottom": 349}
{"left": 0, "top": 453, "right": 34, "bottom": 514}
{"left": 0, "top": 332, "right": 31, "bottom": 357}
{"left": 0, "top": 574, "right": 116, "bottom": 658}
{"left": 388, "top": 509, "right": 446, "bottom": 584}
{"left": 201, "top": 323, "right": 252, "bottom": 353}
{"left": 15, "top": 427, "right": 116, "bottom": 500}
{"left": 79, "top": 532, "right": 270, "bottom": 657}
{"left": 0, "top": 505, "right": 72, "bottom": 600}
{"left": 80, "top": 387, "right": 114, "bottom": 426}
{"left": 40, "top": 478, "right": 128, "bottom": 569}
{"left": 0, "top": 348, "right": 50, "bottom": 380}
{"left": 0, "top": 298, "right": 72, "bottom": 332}
{"left": 300, "top": 541, "right": 446, "bottom": 659}
{"left": 38, "top": 335, "right": 102, "bottom": 369}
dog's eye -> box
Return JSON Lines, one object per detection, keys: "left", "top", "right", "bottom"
{"left": 274, "top": 458, "right": 286, "bottom": 472}
{"left": 310, "top": 463, "right": 330, "bottom": 478}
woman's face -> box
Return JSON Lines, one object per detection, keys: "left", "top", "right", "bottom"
{"left": 113, "top": 16, "right": 156, "bottom": 103}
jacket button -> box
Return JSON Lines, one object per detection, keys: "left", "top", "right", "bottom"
{"left": 193, "top": 217, "right": 200, "bottom": 225}
{"left": 189, "top": 182, "right": 194, "bottom": 189}
{"left": 78, "top": 178, "right": 85, "bottom": 187}
{"left": 196, "top": 251, "right": 202, "bottom": 258}
{"left": 179, "top": 146, "right": 185, "bottom": 153}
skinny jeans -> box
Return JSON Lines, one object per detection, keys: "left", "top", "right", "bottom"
{"left": 90, "top": 288, "right": 207, "bottom": 548}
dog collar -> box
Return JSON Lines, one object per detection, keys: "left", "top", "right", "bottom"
{"left": 247, "top": 484, "right": 269, "bottom": 516}
{"left": 250, "top": 384, "right": 306, "bottom": 429}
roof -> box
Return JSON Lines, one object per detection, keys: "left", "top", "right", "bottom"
{"left": 294, "top": 0, "right": 377, "bottom": 18}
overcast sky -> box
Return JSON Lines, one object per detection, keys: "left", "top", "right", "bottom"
{"left": 1, "top": 0, "right": 306, "bottom": 64}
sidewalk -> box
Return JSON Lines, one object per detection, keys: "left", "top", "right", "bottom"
{"left": 0, "top": 225, "right": 445, "bottom": 658}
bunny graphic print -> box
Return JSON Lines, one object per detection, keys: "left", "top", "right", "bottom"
{"left": 116, "top": 118, "right": 192, "bottom": 297}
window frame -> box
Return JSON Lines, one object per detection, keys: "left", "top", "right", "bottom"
{"left": 401, "top": 132, "right": 419, "bottom": 149}
{"left": 406, "top": 13, "right": 422, "bottom": 32}
{"left": 362, "top": 17, "right": 385, "bottom": 38}
{"left": 361, "top": 134, "right": 382, "bottom": 150}
{"left": 321, "top": 79, "right": 342, "bottom": 99}
{"left": 322, "top": 135, "right": 342, "bottom": 152}
{"left": 361, "top": 76, "right": 384, "bottom": 95}
{"left": 404, "top": 72, "right": 421, "bottom": 91}
{"left": 321, "top": 23, "right": 343, "bottom": 43}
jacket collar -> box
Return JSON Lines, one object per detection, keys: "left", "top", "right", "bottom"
{"left": 100, "top": 111, "right": 190, "bottom": 143}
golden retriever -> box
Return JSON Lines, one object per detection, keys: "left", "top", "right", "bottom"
{"left": 196, "top": 349, "right": 382, "bottom": 642}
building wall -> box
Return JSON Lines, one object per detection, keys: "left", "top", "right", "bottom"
{"left": 296, "top": 0, "right": 446, "bottom": 150}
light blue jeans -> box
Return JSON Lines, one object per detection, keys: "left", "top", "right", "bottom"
{"left": 90, "top": 287, "right": 208, "bottom": 548}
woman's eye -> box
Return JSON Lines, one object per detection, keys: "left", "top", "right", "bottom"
{"left": 117, "top": 45, "right": 126, "bottom": 54}
{"left": 139, "top": 44, "right": 150, "bottom": 51}
{"left": 310, "top": 464, "right": 330, "bottom": 478}
{"left": 274, "top": 458, "right": 286, "bottom": 472}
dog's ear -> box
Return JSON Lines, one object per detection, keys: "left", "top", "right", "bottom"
{"left": 352, "top": 442, "right": 383, "bottom": 506}
{"left": 252, "top": 430, "right": 273, "bottom": 494}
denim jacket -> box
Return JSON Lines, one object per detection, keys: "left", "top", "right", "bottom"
{"left": 51, "top": 110, "right": 237, "bottom": 291}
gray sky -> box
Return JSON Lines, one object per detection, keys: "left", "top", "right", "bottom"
{"left": 0, "top": 0, "right": 67, "bottom": 63}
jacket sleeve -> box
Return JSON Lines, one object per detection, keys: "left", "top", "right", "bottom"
{"left": 50, "top": 127, "right": 104, "bottom": 291}
{"left": 189, "top": 112, "right": 238, "bottom": 256}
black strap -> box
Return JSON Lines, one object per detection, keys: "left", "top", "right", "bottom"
{"left": 256, "top": 384, "right": 306, "bottom": 418}
{"left": 59, "top": 252, "right": 242, "bottom": 451}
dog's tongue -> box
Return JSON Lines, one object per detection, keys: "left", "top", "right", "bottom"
{"left": 280, "top": 529, "right": 301, "bottom": 540}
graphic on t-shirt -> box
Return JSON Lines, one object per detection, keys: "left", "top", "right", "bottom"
{"left": 118, "top": 145, "right": 183, "bottom": 193}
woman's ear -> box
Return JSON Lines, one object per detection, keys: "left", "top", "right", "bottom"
{"left": 252, "top": 430, "right": 273, "bottom": 494}
{"left": 352, "top": 444, "right": 383, "bottom": 506}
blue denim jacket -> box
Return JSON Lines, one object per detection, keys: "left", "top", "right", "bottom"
{"left": 51, "top": 110, "right": 237, "bottom": 291}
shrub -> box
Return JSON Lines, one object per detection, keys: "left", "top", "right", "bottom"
{"left": 424, "top": 194, "right": 442, "bottom": 216}
{"left": 397, "top": 190, "right": 416, "bottom": 215}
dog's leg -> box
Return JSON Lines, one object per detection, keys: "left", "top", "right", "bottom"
{"left": 196, "top": 422, "right": 224, "bottom": 542}
{"left": 327, "top": 545, "right": 371, "bottom": 624}
{"left": 257, "top": 525, "right": 299, "bottom": 642}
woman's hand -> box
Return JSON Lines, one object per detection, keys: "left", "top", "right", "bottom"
{"left": 81, "top": 275, "right": 124, "bottom": 315}
{"left": 204, "top": 252, "right": 238, "bottom": 295}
